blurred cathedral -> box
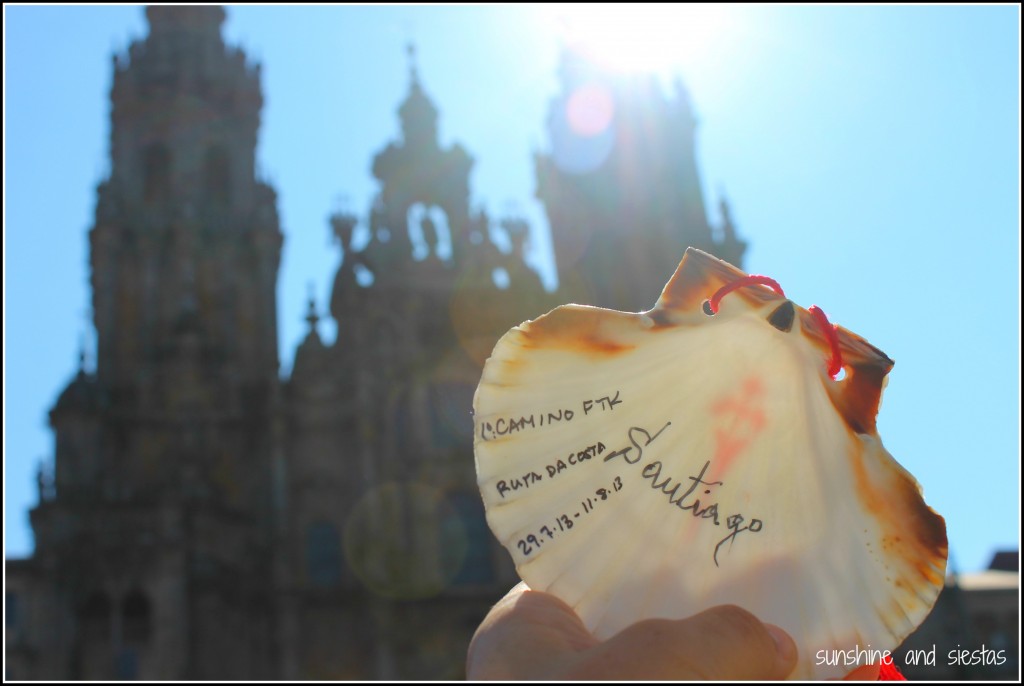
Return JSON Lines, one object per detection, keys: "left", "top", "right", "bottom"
{"left": 21, "top": 5, "right": 1017, "bottom": 681}
{"left": 4, "top": 8, "right": 739, "bottom": 679}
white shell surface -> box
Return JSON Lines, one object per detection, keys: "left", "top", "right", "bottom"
{"left": 473, "top": 248, "right": 947, "bottom": 679}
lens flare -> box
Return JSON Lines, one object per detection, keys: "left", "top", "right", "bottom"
{"left": 343, "top": 482, "right": 468, "bottom": 600}
{"left": 566, "top": 83, "right": 615, "bottom": 136}
{"left": 541, "top": 4, "right": 732, "bottom": 77}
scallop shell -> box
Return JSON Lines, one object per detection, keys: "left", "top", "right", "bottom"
{"left": 473, "top": 248, "right": 947, "bottom": 679}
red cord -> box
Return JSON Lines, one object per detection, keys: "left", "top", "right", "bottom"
{"left": 808, "top": 305, "right": 843, "bottom": 379}
{"left": 877, "top": 660, "right": 907, "bottom": 681}
{"left": 707, "top": 275, "right": 845, "bottom": 380}
{"left": 707, "top": 275, "right": 785, "bottom": 314}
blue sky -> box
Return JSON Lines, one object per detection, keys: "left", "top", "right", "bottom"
{"left": 4, "top": 5, "right": 1020, "bottom": 573}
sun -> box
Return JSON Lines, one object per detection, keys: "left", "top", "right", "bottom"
{"left": 538, "top": 4, "right": 732, "bottom": 77}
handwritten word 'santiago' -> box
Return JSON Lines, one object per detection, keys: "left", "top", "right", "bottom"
{"left": 478, "top": 391, "right": 623, "bottom": 441}
{"left": 603, "top": 422, "right": 764, "bottom": 566}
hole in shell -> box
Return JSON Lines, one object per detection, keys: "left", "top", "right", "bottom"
{"left": 834, "top": 367, "right": 847, "bottom": 381}
{"left": 702, "top": 300, "right": 714, "bottom": 316}
{"left": 767, "top": 300, "right": 796, "bottom": 333}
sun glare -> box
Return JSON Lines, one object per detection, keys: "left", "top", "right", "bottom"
{"left": 540, "top": 4, "right": 731, "bottom": 77}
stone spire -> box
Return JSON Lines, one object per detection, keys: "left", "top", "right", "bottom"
{"left": 34, "top": 8, "right": 284, "bottom": 677}
{"left": 304, "top": 286, "right": 321, "bottom": 340}
{"left": 95, "top": 4, "right": 279, "bottom": 390}
{"left": 145, "top": 5, "right": 225, "bottom": 35}
{"left": 398, "top": 42, "right": 439, "bottom": 149}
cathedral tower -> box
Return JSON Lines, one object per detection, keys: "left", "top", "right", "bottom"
{"left": 282, "top": 47, "right": 538, "bottom": 678}
{"left": 28, "top": 7, "right": 283, "bottom": 679}
{"left": 536, "top": 47, "right": 746, "bottom": 312}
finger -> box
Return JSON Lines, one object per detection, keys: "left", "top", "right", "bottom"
{"left": 567, "top": 604, "right": 798, "bottom": 680}
{"left": 467, "top": 584, "right": 598, "bottom": 679}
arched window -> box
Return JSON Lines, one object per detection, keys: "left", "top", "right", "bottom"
{"left": 122, "top": 589, "right": 152, "bottom": 643}
{"left": 306, "top": 520, "right": 342, "bottom": 588}
{"left": 204, "top": 145, "right": 231, "bottom": 206}
{"left": 446, "top": 492, "right": 493, "bottom": 585}
{"left": 406, "top": 203, "right": 452, "bottom": 260}
{"left": 142, "top": 143, "right": 171, "bottom": 205}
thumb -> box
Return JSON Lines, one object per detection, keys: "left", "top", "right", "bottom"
{"left": 568, "top": 604, "right": 798, "bottom": 680}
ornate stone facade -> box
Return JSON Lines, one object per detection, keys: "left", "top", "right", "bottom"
{"left": 280, "top": 43, "right": 552, "bottom": 680}
{"left": 5, "top": 7, "right": 753, "bottom": 680}
{"left": 14, "top": 7, "right": 282, "bottom": 679}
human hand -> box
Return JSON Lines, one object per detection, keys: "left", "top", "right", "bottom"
{"left": 467, "top": 583, "right": 885, "bottom": 680}
{"left": 468, "top": 582, "right": 796, "bottom": 680}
